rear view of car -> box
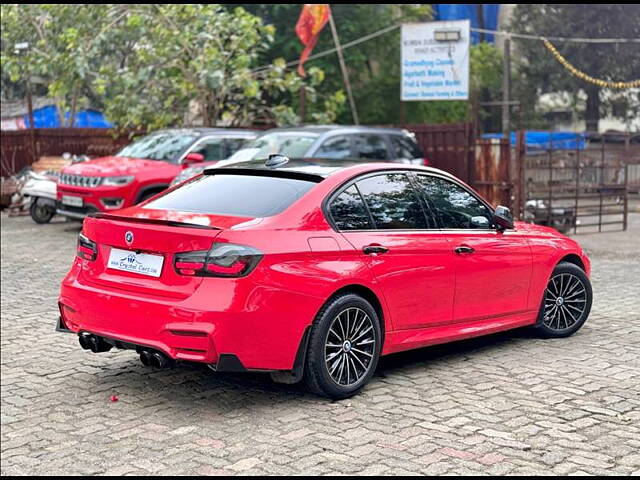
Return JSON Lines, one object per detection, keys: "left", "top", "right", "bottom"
{"left": 59, "top": 158, "right": 592, "bottom": 400}
{"left": 59, "top": 166, "right": 324, "bottom": 372}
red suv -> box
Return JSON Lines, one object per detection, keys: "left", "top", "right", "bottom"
{"left": 56, "top": 128, "right": 256, "bottom": 219}
{"left": 58, "top": 158, "right": 592, "bottom": 399}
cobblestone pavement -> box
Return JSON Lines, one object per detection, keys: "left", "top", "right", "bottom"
{"left": 1, "top": 213, "right": 639, "bottom": 476}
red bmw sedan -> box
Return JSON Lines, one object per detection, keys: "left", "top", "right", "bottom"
{"left": 58, "top": 157, "right": 592, "bottom": 399}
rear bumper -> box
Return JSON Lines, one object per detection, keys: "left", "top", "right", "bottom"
{"left": 58, "top": 264, "right": 320, "bottom": 371}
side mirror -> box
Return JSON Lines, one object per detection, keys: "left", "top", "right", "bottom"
{"left": 183, "top": 152, "right": 204, "bottom": 165}
{"left": 494, "top": 205, "right": 514, "bottom": 230}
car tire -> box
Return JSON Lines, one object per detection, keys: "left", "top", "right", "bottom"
{"left": 534, "top": 261, "right": 592, "bottom": 338}
{"left": 29, "top": 200, "right": 55, "bottom": 224}
{"left": 304, "top": 293, "right": 381, "bottom": 400}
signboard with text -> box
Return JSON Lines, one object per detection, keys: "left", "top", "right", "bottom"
{"left": 401, "top": 20, "right": 470, "bottom": 101}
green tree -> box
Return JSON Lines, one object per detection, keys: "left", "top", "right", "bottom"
{"left": 510, "top": 4, "right": 640, "bottom": 131}
{"left": 1, "top": 4, "right": 113, "bottom": 126}
{"left": 1, "top": 4, "right": 342, "bottom": 130}
{"left": 235, "top": 5, "right": 506, "bottom": 129}
{"left": 237, "top": 4, "right": 432, "bottom": 124}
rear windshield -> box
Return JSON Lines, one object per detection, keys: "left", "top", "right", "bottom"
{"left": 144, "top": 173, "right": 317, "bottom": 217}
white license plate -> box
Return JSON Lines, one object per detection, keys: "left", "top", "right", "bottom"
{"left": 61, "top": 195, "right": 83, "bottom": 207}
{"left": 107, "top": 248, "right": 164, "bottom": 278}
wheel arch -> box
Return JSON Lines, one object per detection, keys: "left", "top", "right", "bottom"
{"left": 324, "top": 284, "right": 387, "bottom": 343}
{"left": 286, "top": 282, "right": 387, "bottom": 384}
{"left": 558, "top": 253, "right": 585, "bottom": 271}
{"left": 135, "top": 183, "right": 169, "bottom": 204}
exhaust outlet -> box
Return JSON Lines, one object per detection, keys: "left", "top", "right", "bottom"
{"left": 78, "top": 334, "right": 92, "bottom": 350}
{"left": 139, "top": 349, "right": 173, "bottom": 369}
{"left": 151, "top": 351, "right": 173, "bottom": 369}
{"left": 79, "top": 334, "right": 112, "bottom": 353}
{"left": 139, "top": 350, "right": 152, "bottom": 367}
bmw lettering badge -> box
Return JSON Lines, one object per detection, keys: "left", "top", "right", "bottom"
{"left": 125, "top": 231, "right": 134, "bottom": 246}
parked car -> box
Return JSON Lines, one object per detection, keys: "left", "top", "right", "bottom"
{"left": 170, "top": 126, "right": 427, "bottom": 186}
{"left": 58, "top": 157, "right": 592, "bottom": 399}
{"left": 56, "top": 128, "right": 257, "bottom": 219}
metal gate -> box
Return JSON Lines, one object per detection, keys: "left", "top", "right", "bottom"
{"left": 403, "top": 123, "right": 517, "bottom": 212}
{"left": 522, "top": 134, "right": 637, "bottom": 234}
{"left": 473, "top": 137, "right": 516, "bottom": 211}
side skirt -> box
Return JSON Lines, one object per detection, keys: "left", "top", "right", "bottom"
{"left": 382, "top": 311, "right": 537, "bottom": 356}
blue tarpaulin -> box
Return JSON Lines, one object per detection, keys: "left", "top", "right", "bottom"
{"left": 433, "top": 4, "right": 501, "bottom": 44}
{"left": 23, "top": 105, "right": 112, "bottom": 128}
{"left": 482, "top": 131, "right": 587, "bottom": 151}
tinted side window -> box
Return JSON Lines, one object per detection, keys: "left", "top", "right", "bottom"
{"left": 391, "top": 135, "right": 423, "bottom": 160}
{"left": 145, "top": 174, "right": 316, "bottom": 217}
{"left": 353, "top": 135, "right": 389, "bottom": 160}
{"left": 329, "top": 185, "right": 372, "bottom": 230}
{"left": 356, "top": 173, "right": 428, "bottom": 229}
{"left": 225, "top": 138, "right": 251, "bottom": 157}
{"left": 315, "top": 136, "right": 352, "bottom": 159}
{"left": 191, "top": 138, "right": 225, "bottom": 161}
{"left": 416, "top": 175, "right": 493, "bottom": 229}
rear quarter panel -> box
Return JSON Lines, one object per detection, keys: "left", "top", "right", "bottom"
{"left": 212, "top": 207, "right": 391, "bottom": 368}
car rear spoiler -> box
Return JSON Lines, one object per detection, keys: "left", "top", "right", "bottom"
{"left": 87, "top": 212, "right": 221, "bottom": 230}
{"left": 203, "top": 167, "right": 325, "bottom": 183}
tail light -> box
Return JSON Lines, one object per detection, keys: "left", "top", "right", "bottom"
{"left": 423, "top": 157, "right": 430, "bottom": 166}
{"left": 174, "top": 242, "right": 262, "bottom": 278}
{"left": 77, "top": 233, "right": 97, "bottom": 261}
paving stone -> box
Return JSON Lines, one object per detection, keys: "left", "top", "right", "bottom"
{"left": 1, "top": 213, "right": 638, "bottom": 475}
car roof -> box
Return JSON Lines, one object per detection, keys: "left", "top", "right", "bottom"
{"left": 206, "top": 157, "right": 454, "bottom": 181}
{"left": 152, "top": 127, "right": 258, "bottom": 137}
{"left": 257, "top": 125, "right": 412, "bottom": 136}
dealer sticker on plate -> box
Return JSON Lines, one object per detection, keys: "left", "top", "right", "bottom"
{"left": 107, "top": 248, "right": 164, "bottom": 278}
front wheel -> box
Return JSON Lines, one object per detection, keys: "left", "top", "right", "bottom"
{"left": 535, "top": 262, "right": 592, "bottom": 338}
{"left": 29, "top": 199, "right": 55, "bottom": 224}
{"left": 304, "top": 294, "right": 381, "bottom": 400}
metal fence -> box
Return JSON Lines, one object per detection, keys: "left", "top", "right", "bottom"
{"left": 522, "top": 136, "right": 638, "bottom": 233}
{"left": 401, "top": 123, "right": 475, "bottom": 184}
{"left": 0, "top": 128, "right": 141, "bottom": 177}
{"left": 3, "top": 125, "right": 636, "bottom": 235}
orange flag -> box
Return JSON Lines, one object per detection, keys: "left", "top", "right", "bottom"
{"left": 295, "top": 4, "right": 331, "bottom": 77}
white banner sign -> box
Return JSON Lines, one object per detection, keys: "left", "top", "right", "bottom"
{"left": 401, "top": 20, "right": 470, "bottom": 101}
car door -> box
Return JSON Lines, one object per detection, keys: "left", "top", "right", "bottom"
{"left": 327, "top": 172, "right": 455, "bottom": 331}
{"left": 414, "top": 174, "right": 533, "bottom": 322}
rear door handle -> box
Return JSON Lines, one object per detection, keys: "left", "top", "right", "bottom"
{"left": 363, "top": 244, "right": 389, "bottom": 255}
{"left": 454, "top": 245, "right": 475, "bottom": 254}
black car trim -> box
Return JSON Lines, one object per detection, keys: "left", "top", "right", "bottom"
{"left": 203, "top": 167, "right": 325, "bottom": 183}
{"left": 88, "top": 212, "right": 220, "bottom": 230}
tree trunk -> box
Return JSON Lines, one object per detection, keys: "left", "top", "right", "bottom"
{"left": 585, "top": 85, "right": 600, "bottom": 133}
{"left": 68, "top": 87, "right": 79, "bottom": 128}
{"left": 55, "top": 99, "right": 65, "bottom": 127}
{"left": 201, "top": 96, "right": 211, "bottom": 127}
